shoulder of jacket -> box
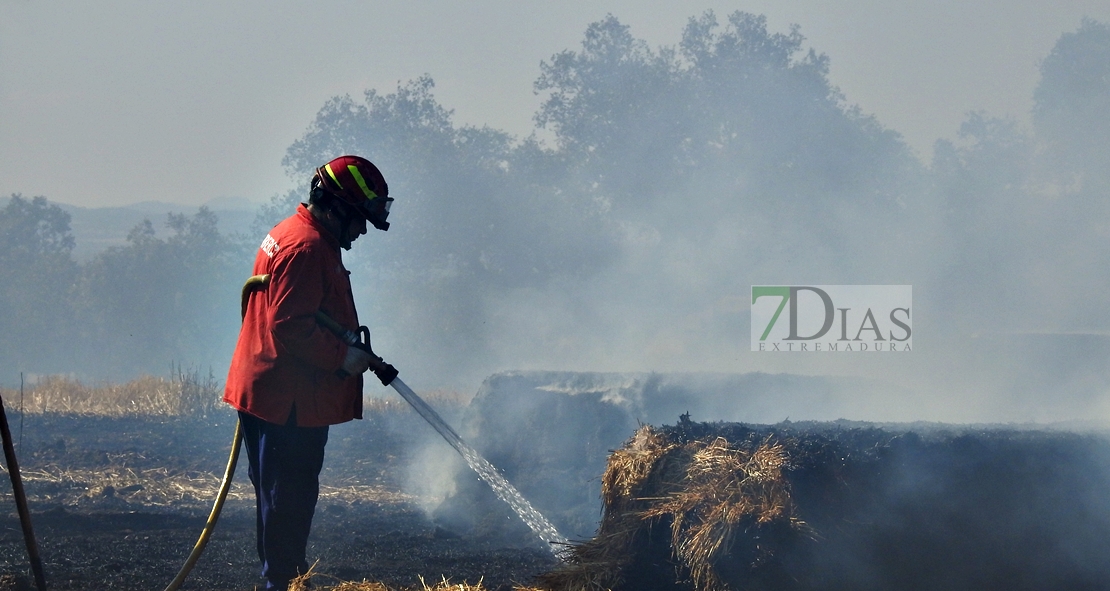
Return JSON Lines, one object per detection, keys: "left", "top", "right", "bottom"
{"left": 264, "top": 217, "right": 332, "bottom": 256}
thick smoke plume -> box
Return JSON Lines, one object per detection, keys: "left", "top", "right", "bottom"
{"left": 2, "top": 14, "right": 1107, "bottom": 425}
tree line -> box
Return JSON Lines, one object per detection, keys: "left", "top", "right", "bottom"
{"left": 0, "top": 197, "right": 247, "bottom": 379}
{"left": 3, "top": 13, "right": 1107, "bottom": 387}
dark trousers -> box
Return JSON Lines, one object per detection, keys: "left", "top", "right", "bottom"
{"left": 238, "top": 410, "right": 329, "bottom": 591}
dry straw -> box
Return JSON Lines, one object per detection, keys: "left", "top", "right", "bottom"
{"left": 537, "top": 425, "right": 809, "bottom": 591}
{"left": 1, "top": 369, "right": 221, "bottom": 417}
{"left": 1, "top": 374, "right": 469, "bottom": 419}
{"left": 286, "top": 563, "right": 531, "bottom": 591}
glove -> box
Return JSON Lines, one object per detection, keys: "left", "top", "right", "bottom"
{"left": 340, "top": 345, "right": 373, "bottom": 376}
{"left": 372, "top": 360, "right": 399, "bottom": 386}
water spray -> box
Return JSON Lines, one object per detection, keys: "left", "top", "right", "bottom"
{"left": 389, "top": 376, "right": 568, "bottom": 552}
{"left": 313, "top": 309, "right": 569, "bottom": 555}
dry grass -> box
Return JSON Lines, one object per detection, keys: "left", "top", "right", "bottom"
{"left": 641, "top": 436, "right": 804, "bottom": 590}
{"left": 536, "top": 426, "right": 677, "bottom": 591}
{"left": 8, "top": 459, "right": 414, "bottom": 510}
{"left": 537, "top": 426, "right": 809, "bottom": 591}
{"left": 0, "top": 374, "right": 470, "bottom": 419}
{"left": 0, "top": 373, "right": 461, "bottom": 511}
{"left": 16, "top": 461, "right": 254, "bottom": 506}
{"left": 0, "top": 368, "right": 222, "bottom": 417}
{"left": 287, "top": 564, "right": 541, "bottom": 591}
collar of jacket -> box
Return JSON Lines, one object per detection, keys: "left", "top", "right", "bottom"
{"left": 295, "top": 203, "right": 341, "bottom": 251}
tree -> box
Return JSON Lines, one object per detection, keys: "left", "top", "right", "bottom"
{"left": 0, "top": 195, "right": 78, "bottom": 373}
{"left": 929, "top": 113, "right": 1040, "bottom": 330}
{"left": 533, "top": 12, "right": 925, "bottom": 281}
{"left": 534, "top": 13, "right": 682, "bottom": 202}
{"left": 278, "top": 76, "right": 616, "bottom": 384}
{"left": 928, "top": 19, "right": 1110, "bottom": 333}
{"left": 1033, "top": 18, "right": 1110, "bottom": 190}
{"left": 74, "top": 207, "right": 242, "bottom": 377}
{"left": 536, "top": 13, "right": 916, "bottom": 202}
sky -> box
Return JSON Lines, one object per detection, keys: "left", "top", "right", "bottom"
{"left": 2, "top": 0, "right": 1108, "bottom": 209}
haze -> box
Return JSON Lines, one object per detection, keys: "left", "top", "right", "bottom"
{"left": 3, "top": 2, "right": 1110, "bottom": 427}
{"left": 2, "top": 0, "right": 1106, "bottom": 207}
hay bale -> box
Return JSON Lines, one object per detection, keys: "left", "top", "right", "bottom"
{"left": 534, "top": 417, "right": 1110, "bottom": 591}
{"left": 538, "top": 421, "right": 809, "bottom": 591}
{"left": 434, "top": 371, "right": 878, "bottom": 542}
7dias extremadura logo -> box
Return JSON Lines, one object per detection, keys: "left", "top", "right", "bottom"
{"left": 751, "top": 285, "right": 912, "bottom": 352}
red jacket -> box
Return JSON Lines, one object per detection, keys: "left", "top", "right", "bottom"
{"left": 224, "top": 205, "right": 363, "bottom": 427}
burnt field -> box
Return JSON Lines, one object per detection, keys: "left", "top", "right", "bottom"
{"left": 0, "top": 404, "right": 556, "bottom": 591}
{"left": 6, "top": 371, "right": 1110, "bottom": 591}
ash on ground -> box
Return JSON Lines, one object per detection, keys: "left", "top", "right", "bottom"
{"left": 0, "top": 409, "right": 554, "bottom": 591}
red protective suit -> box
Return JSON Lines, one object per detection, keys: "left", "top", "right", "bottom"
{"left": 224, "top": 205, "right": 363, "bottom": 427}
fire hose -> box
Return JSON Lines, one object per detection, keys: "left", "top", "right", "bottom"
{"left": 161, "top": 421, "right": 242, "bottom": 591}
{"left": 161, "top": 274, "right": 267, "bottom": 591}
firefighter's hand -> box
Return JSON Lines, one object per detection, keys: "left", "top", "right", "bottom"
{"left": 341, "top": 345, "right": 373, "bottom": 376}
{"left": 371, "top": 357, "right": 399, "bottom": 386}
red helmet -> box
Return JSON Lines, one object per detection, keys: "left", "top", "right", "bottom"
{"left": 313, "top": 155, "right": 393, "bottom": 231}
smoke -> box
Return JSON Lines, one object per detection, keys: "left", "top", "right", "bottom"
{"left": 326, "top": 14, "right": 1108, "bottom": 427}
{"left": 326, "top": 15, "right": 1110, "bottom": 541}
{"left": 0, "top": 6, "right": 1100, "bottom": 424}
{"left": 237, "top": 17, "right": 1110, "bottom": 573}
{"left": 403, "top": 435, "right": 464, "bottom": 515}
{"left": 6, "top": 12, "right": 1108, "bottom": 534}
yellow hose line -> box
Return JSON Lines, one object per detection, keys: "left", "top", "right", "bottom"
{"left": 162, "top": 421, "right": 243, "bottom": 591}
{"left": 163, "top": 274, "right": 267, "bottom": 591}
{"left": 240, "top": 274, "right": 271, "bottom": 318}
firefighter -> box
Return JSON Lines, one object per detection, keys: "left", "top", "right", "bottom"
{"left": 224, "top": 155, "right": 397, "bottom": 590}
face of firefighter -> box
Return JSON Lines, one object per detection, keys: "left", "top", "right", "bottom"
{"left": 340, "top": 214, "right": 367, "bottom": 249}
{"left": 313, "top": 201, "right": 367, "bottom": 250}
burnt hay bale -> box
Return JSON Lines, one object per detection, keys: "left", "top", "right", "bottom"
{"left": 536, "top": 418, "right": 1110, "bottom": 591}
{"left": 433, "top": 370, "right": 879, "bottom": 543}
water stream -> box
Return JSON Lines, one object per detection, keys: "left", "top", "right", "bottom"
{"left": 390, "top": 378, "right": 568, "bottom": 558}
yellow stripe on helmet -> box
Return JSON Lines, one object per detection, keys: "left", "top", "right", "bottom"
{"left": 347, "top": 165, "right": 378, "bottom": 200}
{"left": 324, "top": 163, "right": 345, "bottom": 190}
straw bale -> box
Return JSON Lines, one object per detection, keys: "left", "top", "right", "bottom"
{"left": 536, "top": 425, "right": 807, "bottom": 591}
{"left": 600, "top": 425, "right": 676, "bottom": 508}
